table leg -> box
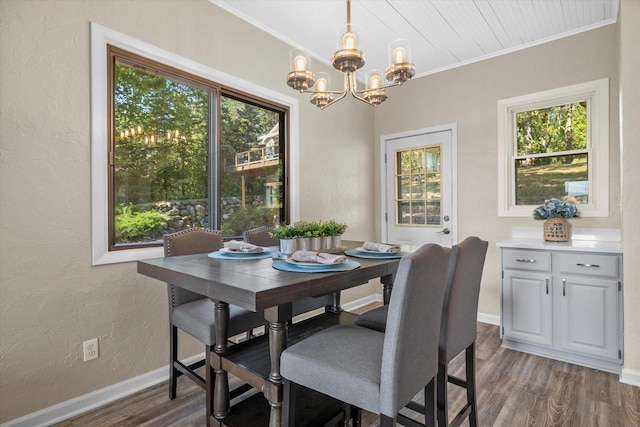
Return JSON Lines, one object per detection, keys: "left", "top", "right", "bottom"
{"left": 381, "top": 274, "right": 394, "bottom": 305}
{"left": 265, "top": 304, "right": 292, "bottom": 427}
{"left": 213, "top": 300, "right": 230, "bottom": 420}
{"left": 329, "top": 291, "right": 342, "bottom": 313}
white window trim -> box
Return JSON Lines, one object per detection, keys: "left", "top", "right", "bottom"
{"left": 90, "top": 23, "right": 299, "bottom": 265}
{"left": 497, "top": 78, "right": 609, "bottom": 217}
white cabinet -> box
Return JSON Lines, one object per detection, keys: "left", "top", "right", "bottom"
{"left": 502, "top": 270, "right": 552, "bottom": 346}
{"left": 500, "top": 246, "right": 623, "bottom": 374}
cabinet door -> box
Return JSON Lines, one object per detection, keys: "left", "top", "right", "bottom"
{"left": 558, "top": 276, "right": 619, "bottom": 361}
{"left": 502, "top": 271, "right": 552, "bottom": 346}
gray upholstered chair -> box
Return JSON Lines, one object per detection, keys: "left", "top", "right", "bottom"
{"left": 164, "top": 228, "right": 266, "bottom": 417}
{"left": 354, "top": 236, "right": 488, "bottom": 427}
{"left": 243, "top": 225, "right": 336, "bottom": 316}
{"left": 280, "top": 243, "right": 452, "bottom": 427}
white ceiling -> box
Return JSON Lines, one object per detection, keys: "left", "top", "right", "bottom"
{"left": 210, "top": 0, "right": 619, "bottom": 80}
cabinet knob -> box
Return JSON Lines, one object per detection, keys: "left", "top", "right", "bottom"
{"left": 516, "top": 258, "right": 536, "bottom": 263}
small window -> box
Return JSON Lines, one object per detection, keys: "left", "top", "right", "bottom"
{"left": 498, "top": 79, "right": 609, "bottom": 217}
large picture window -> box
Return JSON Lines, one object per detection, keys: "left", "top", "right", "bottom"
{"left": 498, "top": 79, "right": 609, "bottom": 217}
{"left": 91, "top": 23, "right": 299, "bottom": 265}
{"left": 109, "top": 48, "right": 287, "bottom": 250}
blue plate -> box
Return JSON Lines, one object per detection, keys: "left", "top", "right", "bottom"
{"left": 344, "top": 248, "right": 408, "bottom": 259}
{"left": 272, "top": 259, "right": 360, "bottom": 273}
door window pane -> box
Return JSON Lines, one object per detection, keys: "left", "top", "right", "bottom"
{"left": 394, "top": 145, "right": 442, "bottom": 227}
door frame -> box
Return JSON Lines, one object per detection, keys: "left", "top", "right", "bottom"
{"left": 379, "top": 123, "right": 458, "bottom": 245}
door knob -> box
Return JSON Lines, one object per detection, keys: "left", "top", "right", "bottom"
{"left": 437, "top": 228, "right": 450, "bottom": 234}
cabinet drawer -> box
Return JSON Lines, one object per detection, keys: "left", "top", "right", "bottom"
{"left": 557, "top": 253, "right": 619, "bottom": 278}
{"left": 503, "top": 249, "right": 551, "bottom": 272}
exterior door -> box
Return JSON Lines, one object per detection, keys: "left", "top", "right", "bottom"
{"left": 381, "top": 126, "right": 456, "bottom": 247}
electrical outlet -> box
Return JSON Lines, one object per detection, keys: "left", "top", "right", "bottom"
{"left": 83, "top": 338, "right": 99, "bottom": 362}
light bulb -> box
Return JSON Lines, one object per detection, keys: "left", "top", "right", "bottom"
{"left": 342, "top": 32, "right": 357, "bottom": 50}
{"left": 369, "top": 73, "right": 382, "bottom": 89}
{"left": 316, "top": 78, "right": 327, "bottom": 92}
{"left": 293, "top": 55, "right": 307, "bottom": 72}
{"left": 393, "top": 47, "right": 406, "bottom": 64}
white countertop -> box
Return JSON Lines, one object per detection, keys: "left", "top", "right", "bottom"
{"left": 497, "top": 227, "right": 622, "bottom": 254}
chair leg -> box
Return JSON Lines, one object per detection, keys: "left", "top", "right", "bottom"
{"left": 342, "top": 403, "right": 352, "bottom": 427}
{"left": 205, "top": 344, "right": 213, "bottom": 425}
{"left": 169, "top": 325, "right": 178, "bottom": 400}
{"left": 436, "top": 362, "right": 448, "bottom": 427}
{"left": 466, "top": 343, "right": 478, "bottom": 427}
{"left": 351, "top": 406, "right": 362, "bottom": 427}
{"left": 424, "top": 376, "right": 436, "bottom": 427}
{"left": 282, "top": 379, "right": 297, "bottom": 427}
{"left": 380, "top": 414, "right": 396, "bottom": 427}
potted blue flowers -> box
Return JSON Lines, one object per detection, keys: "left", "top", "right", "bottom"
{"left": 533, "top": 198, "right": 578, "bottom": 241}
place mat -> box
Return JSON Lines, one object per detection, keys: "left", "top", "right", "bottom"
{"left": 272, "top": 259, "right": 360, "bottom": 273}
{"left": 208, "top": 248, "right": 276, "bottom": 260}
{"left": 344, "top": 248, "right": 408, "bottom": 259}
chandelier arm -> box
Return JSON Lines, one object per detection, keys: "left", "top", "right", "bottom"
{"left": 352, "top": 81, "right": 399, "bottom": 95}
{"left": 344, "top": 72, "right": 373, "bottom": 105}
{"left": 320, "top": 91, "right": 348, "bottom": 110}
{"left": 300, "top": 89, "right": 347, "bottom": 95}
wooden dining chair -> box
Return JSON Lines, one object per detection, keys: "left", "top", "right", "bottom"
{"left": 243, "top": 225, "right": 337, "bottom": 315}
{"left": 354, "top": 236, "right": 489, "bottom": 427}
{"left": 163, "top": 228, "right": 266, "bottom": 419}
{"left": 280, "top": 243, "right": 452, "bottom": 427}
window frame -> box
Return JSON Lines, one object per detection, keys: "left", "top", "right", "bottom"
{"left": 497, "top": 78, "right": 609, "bottom": 218}
{"left": 91, "top": 23, "right": 299, "bottom": 265}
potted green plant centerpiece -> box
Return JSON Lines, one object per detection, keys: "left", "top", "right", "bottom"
{"left": 270, "top": 220, "right": 348, "bottom": 253}
{"left": 269, "top": 223, "right": 297, "bottom": 255}
{"left": 533, "top": 198, "right": 578, "bottom": 241}
{"left": 321, "top": 219, "right": 347, "bottom": 249}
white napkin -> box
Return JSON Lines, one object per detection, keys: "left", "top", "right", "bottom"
{"left": 227, "top": 240, "right": 264, "bottom": 253}
{"left": 291, "top": 250, "right": 347, "bottom": 264}
{"left": 362, "top": 242, "right": 401, "bottom": 253}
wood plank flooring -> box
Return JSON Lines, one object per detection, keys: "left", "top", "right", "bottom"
{"left": 54, "top": 305, "right": 639, "bottom": 427}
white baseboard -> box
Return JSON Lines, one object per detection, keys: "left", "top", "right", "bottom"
{"left": 0, "top": 354, "right": 203, "bottom": 427}
{"left": 621, "top": 367, "right": 640, "bottom": 387}
{"left": 477, "top": 312, "right": 500, "bottom": 326}
{"left": 342, "top": 293, "right": 383, "bottom": 312}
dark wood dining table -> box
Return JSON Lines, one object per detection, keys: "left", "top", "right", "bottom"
{"left": 137, "top": 240, "right": 403, "bottom": 427}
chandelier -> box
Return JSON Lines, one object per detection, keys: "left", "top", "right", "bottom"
{"left": 286, "top": 0, "right": 415, "bottom": 109}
